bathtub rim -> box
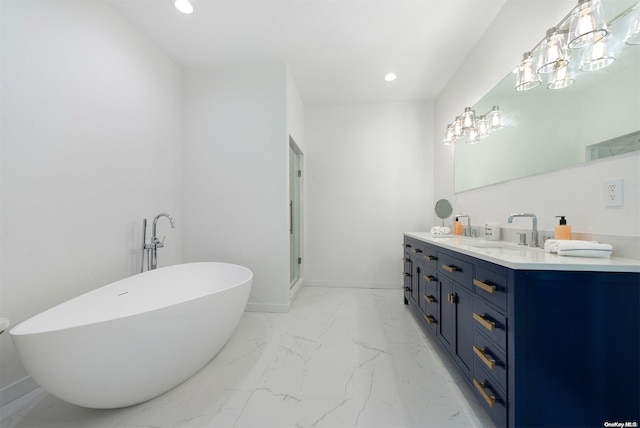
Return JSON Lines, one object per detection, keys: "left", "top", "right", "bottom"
{"left": 10, "top": 262, "right": 253, "bottom": 337}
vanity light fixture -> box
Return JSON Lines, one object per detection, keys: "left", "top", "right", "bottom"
{"left": 174, "top": 0, "right": 194, "bottom": 14}
{"left": 547, "top": 65, "right": 576, "bottom": 89}
{"left": 568, "top": 0, "right": 608, "bottom": 49}
{"left": 513, "top": 0, "right": 638, "bottom": 92}
{"left": 476, "top": 115, "right": 491, "bottom": 139}
{"left": 487, "top": 106, "right": 503, "bottom": 130}
{"left": 538, "top": 27, "right": 569, "bottom": 74}
{"left": 442, "top": 106, "right": 503, "bottom": 145}
{"left": 579, "top": 36, "right": 616, "bottom": 71}
{"left": 516, "top": 52, "right": 542, "bottom": 92}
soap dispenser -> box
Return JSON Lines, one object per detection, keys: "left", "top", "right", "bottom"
{"left": 453, "top": 217, "right": 463, "bottom": 236}
{"left": 554, "top": 216, "right": 572, "bottom": 240}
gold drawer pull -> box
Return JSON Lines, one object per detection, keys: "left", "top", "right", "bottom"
{"left": 423, "top": 294, "right": 436, "bottom": 304}
{"left": 422, "top": 274, "right": 436, "bottom": 282}
{"left": 441, "top": 264, "right": 458, "bottom": 273}
{"left": 473, "top": 378, "right": 496, "bottom": 407}
{"left": 473, "top": 345, "right": 496, "bottom": 369}
{"left": 473, "top": 312, "right": 496, "bottom": 331}
{"left": 424, "top": 255, "right": 437, "bottom": 261}
{"left": 473, "top": 279, "right": 496, "bottom": 294}
{"left": 423, "top": 314, "right": 437, "bottom": 325}
{"left": 403, "top": 286, "right": 410, "bottom": 292}
{"left": 403, "top": 272, "right": 411, "bottom": 277}
{"left": 413, "top": 248, "right": 423, "bottom": 253}
{"left": 402, "top": 258, "right": 410, "bottom": 262}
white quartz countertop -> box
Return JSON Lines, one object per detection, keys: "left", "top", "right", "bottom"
{"left": 404, "top": 232, "right": 640, "bottom": 273}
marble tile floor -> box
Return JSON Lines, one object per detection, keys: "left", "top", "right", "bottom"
{"left": 1, "top": 287, "right": 496, "bottom": 428}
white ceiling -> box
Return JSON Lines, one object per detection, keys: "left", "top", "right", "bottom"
{"left": 108, "top": 0, "right": 507, "bottom": 106}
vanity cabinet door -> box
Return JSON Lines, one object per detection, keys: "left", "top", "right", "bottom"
{"left": 455, "top": 286, "right": 474, "bottom": 378}
{"left": 438, "top": 277, "right": 455, "bottom": 350}
{"left": 437, "top": 277, "right": 473, "bottom": 379}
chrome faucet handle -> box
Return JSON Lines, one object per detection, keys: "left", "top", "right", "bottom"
{"left": 517, "top": 233, "right": 527, "bottom": 246}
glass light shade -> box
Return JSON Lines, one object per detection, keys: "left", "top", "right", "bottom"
{"left": 488, "top": 106, "right": 503, "bottom": 130}
{"left": 537, "top": 28, "right": 569, "bottom": 74}
{"left": 466, "top": 128, "right": 479, "bottom": 144}
{"left": 443, "top": 125, "right": 455, "bottom": 145}
{"left": 476, "top": 116, "right": 490, "bottom": 138}
{"left": 579, "top": 37, "right": 615, "bottom": 71}
{"left": 453, "top": 116, "right": 464, "bottom": 138}
{"left": 568, "top": 0, "right": 608, "bottom": 49}
{"left": 515, "top": 52, "right": 541, "bottom": 91}
{"left": 547, "top": 65, "right": 576, "bottom": 90}
{"left": 626, "top": 16, "right": 640, "bottom": 45}
{"left": 175, "top": 0, "right": 194, "bottom": 14}
{"left": 461, "top": 107, "right": 476, "bottom": 133}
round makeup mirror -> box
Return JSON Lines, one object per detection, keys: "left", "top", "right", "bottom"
{"left": 434, "top": 199, "right": 453, "bottom": 226}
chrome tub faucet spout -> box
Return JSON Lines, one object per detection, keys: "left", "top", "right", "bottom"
{"left": 141, "top": 213, "right": 176, "bottom": 272}
{"left": 508, "top": 213, "right": 538, "bottom": 247}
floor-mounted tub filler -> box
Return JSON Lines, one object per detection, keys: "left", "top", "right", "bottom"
{"left": 10, "top": 262, "right": 252, "bottom": 409}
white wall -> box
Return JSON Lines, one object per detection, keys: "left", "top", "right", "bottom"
{"left": 435, "top": 0, "right": 640, "bottom": 244}
{"left": 305, "top": 102, "right": 433, "bottom": 288}
{"left": 181, "top": 64, "right": 291, "bottom": 312}
{"left": 0, "top": 0, "right": 182, "bottom": 402}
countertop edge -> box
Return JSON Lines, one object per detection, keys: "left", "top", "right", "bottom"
{"left": 404, "top": 232, "right": 640, "bottom": 273}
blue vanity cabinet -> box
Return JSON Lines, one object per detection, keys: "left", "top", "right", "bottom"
{"left": 402, "top": 234, "right": 640, "bottom": 428}
{"left": 507, "top": 269, "right": 639, "bottom": 428}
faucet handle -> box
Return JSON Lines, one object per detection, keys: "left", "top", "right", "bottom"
{"left": 517, "top": 233, "right": 527, "bottom": 246}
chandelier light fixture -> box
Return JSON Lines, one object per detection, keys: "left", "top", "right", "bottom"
{"left": 443, "top": 106, "right": 503, "bottom": 145}
{"left": 513, "top": 0, "right": 639, "bottom": 92}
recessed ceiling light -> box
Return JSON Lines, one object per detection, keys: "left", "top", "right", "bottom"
{"left": 174, "top": 0, "right": 194, "bottom": 14}
{"left": 384, "top": 73, "right": 397, "bottom": 82}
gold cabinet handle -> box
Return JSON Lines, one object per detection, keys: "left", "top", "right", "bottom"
{"left": 413, "top": 248, "right": 423, "bottom": 253}
{"left": 402, "top": 257, "right": 410, "bottom": 262}
{"left": 447, "top": 293, "right": 456, "bottom": 304}
{"left": 423, "top": 314, "right": 437, "bottom": 325}
{"left": 423, "top": 294, "right": 436, "bottom": 304}
{"left": 403, "top": 272, "right": 411, "bottom": 277}
{"left": 441, "top": 264, "right": 458, "bottom": 273}
{"left": 403, "top": 286, "right": 410, "bottom": 292}
{"left": 473, "top": 279, "right": 496, "bottom": 294}
{"left": 422, "top": 274, "right": 436, "bottom": 282}
{"left": 473, "top": 312, "right": 496, "bottom": 331}
{"left": 424, "top": 255, "right": 437, "bottom": 261}
{"left": 473, "top": 345, "right": 496, "bottom": 369}
{"left": 473, "top": 378, "right": 496, "bottom": 407}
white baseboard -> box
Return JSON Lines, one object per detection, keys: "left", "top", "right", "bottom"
{"left": 289, "top": 277, "right": 304, "bottom": 304}
{"left": 244, "top": 302, "right": 290, "bottom": 313}
{"left": 304, "top": 280, "right": 401, "bottom": 289}
{"left": 0, "top": 376, "right": 41, "bottom": 421}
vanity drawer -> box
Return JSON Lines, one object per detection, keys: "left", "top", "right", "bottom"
{"left": 473, "top": 266, "right": 508, "bottom": 311}
{"left": 473, "top": 329, "right": 507, "bottom": 390}
{"left": 438, "top": 252, "right": 473, "bottom": 289}
{"left": 473, "top": 299, "right": 507, "bottom": 351}
{"left": 472, "top": 366, "right": 507, "bottom": 428}
{"left": 419, "top": 245, "right": 438, "bottom": 270}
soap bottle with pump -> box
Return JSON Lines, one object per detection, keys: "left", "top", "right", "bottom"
{"left": 453, "top": 217, "right": 463, "bottom": 236}
{"left": 554, "top": 216, "right": 572, "bottom": 240}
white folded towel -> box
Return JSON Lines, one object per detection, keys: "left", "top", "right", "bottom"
{"left": 430, "top": 226, "right": 452, "bottom": 235}
{"left": 544, "top": 239, "right": 612, "bottom": 258}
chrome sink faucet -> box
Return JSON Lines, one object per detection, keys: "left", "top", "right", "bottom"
{"left": 141, "top": 213, "right": 176, "bottom": 272}
{"left": 508, "top": 213, "right": 538, "bottom": 247}
{"left": 456, "top": 214, "right": 471, "bottom": 236}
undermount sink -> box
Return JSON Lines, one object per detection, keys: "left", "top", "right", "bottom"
{"left": 470, "top": 242, "right": 523, "bottom": 250}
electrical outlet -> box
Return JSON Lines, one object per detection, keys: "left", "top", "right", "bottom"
{"left": 604, "top": 178, "right": 623, "bottom": 207}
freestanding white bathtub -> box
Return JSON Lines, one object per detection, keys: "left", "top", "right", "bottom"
{"left": 10, "top": 262, "right": 252, "bottom": 409}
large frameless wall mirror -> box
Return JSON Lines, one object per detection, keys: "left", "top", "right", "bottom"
{"left": 454, "top": 0, "right": 640, "bottom": 192}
